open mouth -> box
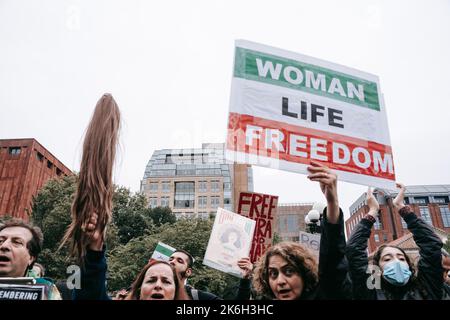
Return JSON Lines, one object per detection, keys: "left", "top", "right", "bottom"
{"left": 150, "top": 293, "right": 165, "bottom": 300}
{"left": 0, "top": 256, "right": 11, "bottom": 263}
{"left": 278, "top": 289, "right": 291, "bottom": 296}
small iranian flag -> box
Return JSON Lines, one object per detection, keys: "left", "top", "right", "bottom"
{"left": 149, "top": 242, "right": 176, "bottom": 263}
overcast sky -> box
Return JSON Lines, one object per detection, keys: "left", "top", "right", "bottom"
{"left": 1, "top": 0, "right": 449, "bottom": 220}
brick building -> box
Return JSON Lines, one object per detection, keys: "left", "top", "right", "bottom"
{"left": 346, "top": 185, "right": 450, "bottom": 254}
{"left": 275, "top": 203, "right": 313, "bottom": 242}
{"left": 0, "top": 139, "right": 72, "bottom": 220}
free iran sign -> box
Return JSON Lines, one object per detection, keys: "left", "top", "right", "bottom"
{"left": 226, "top": 40, "right": 395, "bottom": 189}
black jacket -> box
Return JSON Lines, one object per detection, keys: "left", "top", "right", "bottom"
{"left": 346, "top": 208, "right": 443, "bottom": 300}
{"left": 306, "top": 207, "right": 352, "bottom": 300}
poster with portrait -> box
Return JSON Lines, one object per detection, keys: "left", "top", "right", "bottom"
{"left": 203, "top": 207, "right": 256, "bottom": 278}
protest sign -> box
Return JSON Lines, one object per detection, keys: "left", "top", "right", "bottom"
{"left": 237, "top": 191, "right": 278, "bottom": 263}
{"left": 299, "top": 231, "right": 321, "bottom": 257}
{"left": 226, "top": 40, "right": 395, "bottom": 189}
{"left": 0, "top": 278, "right": 45, "bottom": 300}
{"left": 203, "top": 207, "right": 256, "bottom": 277}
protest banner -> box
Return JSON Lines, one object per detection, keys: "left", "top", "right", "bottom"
{"left": 226, "top": 40, "right": 395, "bottom": 190}
{"left": 203, "top": 207, "right": 256, "bottom": 277}
{"left": 0, "top": 278, "right": 46, "bottom": 300}
{"left": 298, "top": 231, "right": 321, "bottom": 257}
{"left": 237, "top": 191, "right": 278, "bottom": 263}
{"left": 150, "top": 241, "right": 176, "bottom": 263}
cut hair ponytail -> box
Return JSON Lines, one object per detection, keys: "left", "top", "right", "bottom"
{"left": 60, "top": 93, "right": 121, "bottom": 264}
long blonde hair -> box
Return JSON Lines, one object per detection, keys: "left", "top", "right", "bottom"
{"left": 60, "top": 93, "right": 121, "bottom": 263}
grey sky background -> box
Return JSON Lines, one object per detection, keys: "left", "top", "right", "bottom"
{"left": 1, "top": 0, "right": 449, "bottom": 221}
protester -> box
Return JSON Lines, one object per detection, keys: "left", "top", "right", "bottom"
{"left": 252, "top": 161, "right": 351, "bottom": 300}
{"left": 346, "top": 183, "right": 444, "bottom": 300}
{"left": 0, "top": 219, "right": 61, "bottom": 300}
{"left": 168, "top": 249, "right": 253, "bottom": 300}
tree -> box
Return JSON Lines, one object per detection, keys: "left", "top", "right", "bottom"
{"left": 147, "top": 206, "right": 176, "bottom": 227}
{"left": 112, "top": 187, "right": 153, "bottom": 244}
{"left": 444, "top": 238, "right": 450, "bottom": 254}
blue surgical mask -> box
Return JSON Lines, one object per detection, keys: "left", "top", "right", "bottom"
{"left": 382, "top": 260, "right": 412, "bottom": 286}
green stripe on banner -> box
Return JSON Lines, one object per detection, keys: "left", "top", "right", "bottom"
{"left": 155, "top": 243, "right": 174, "bottom": 257}
{"left": 234, "top": 47, "right": 380, "bottom": 111}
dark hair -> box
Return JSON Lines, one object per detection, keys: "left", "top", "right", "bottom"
{"left": 127, "top": 260, "right": 180, "bottom": 300}
{"left": 253, "top": 241, "right": 318, "bottom": 299}
{"left": 173, "top": 249, "right": 195, "bottom": 268}
{"left": 0, "top": 219, "right": 43, "bottom": 265}
{"left": 373, "top": 245, "right": 416, "bottom": 277}
{"left": 220, "top": 228, "right": 241, "bottom": 249}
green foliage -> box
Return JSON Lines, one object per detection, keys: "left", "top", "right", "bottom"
{"left": 148, "top": 206, "right": 176, "bottom": 227}
{"left": 444, "top": 238, "right": 450, "bottom": 254}
{"left": 112, "top": 187, "right": 153, "bottom": 244}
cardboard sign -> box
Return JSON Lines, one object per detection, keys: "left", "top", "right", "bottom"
{"left": 226, "top": 40, "right": 395, "bottom": 190}
{"left": 0, "top": 284, "right": 45, "bottom": 300}
{"left": 203, "top": 207, "right": 256, "bottom": 278}
{"left": 299, "top": 231, "right": 321, "bottom": 257}
{"left": 237, "top": 191, "right": 278, "bottom": 263}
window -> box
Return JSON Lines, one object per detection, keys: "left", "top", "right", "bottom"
{"left": 224, "top": 198, "right": 231, "bottom": 205}
{"left": 211, "top": 180, "right": 220, "bottom": 193}
{"left": 9, "top": 147, "right": 21, "bottom": 155}
{"left": 149, "top": 182, "right": 158, "bottom": 192}
{"left": 160, "top": 197, "right": 170, "bottom": 207}
{"left": 210, "top": 196, "right": 220, "bottom": 209}
{"left": 286, "top": 215, "right": 299, "bottom": 233}
{"left": 198, "top": 196, "right": 207, "bottom": 208}
{"left": 419, "top": 206, "right": 433, "bottom": 225}
{"left": 47, "top": 160, "right": 53, "bottom": 170}
{"left": 161, "top": 181, "right": 171, "bottom": 193}
{"left": 440, "top": 206, "right": 450, "bottom": 228}
{"left": 174, "top": 182, "right": 195, "bottom": 208}
{"left": 198, "top": 181, "right": 208, "bottom": 193}
{"left": 149, "top": 197, "right": 158, "bottom": 208}
{"left": 401, "top": 218, "right": 408, "bottom": 229}
{"left": 223, "top": 182, "right": 231, "bottom": 191}
{"left": 36, "top": 152, "right": 44, "bottom": 162}
{"left": 373, "top": 215, "right": 383, "bottom": 230}
{"left": 383, "top": 234, "right": 388, "bottom": 242}
{"left": 199, "top": 212, "right": 209, "bottom": 220}
{"left": 374, "top": 234, "right": 380, "bottom": 242}
{"left": 434, "top": 196, "right": 448, "bottom": 204}
{"left": 413, "top": 197, "right": 428, "bottom": 204}
{"left": 56, "top": 168, "right": 62, "bottom": 176}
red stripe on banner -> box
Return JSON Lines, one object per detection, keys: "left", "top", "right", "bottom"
{"left": 227, "top": 112, "right": 395, "bottom": 180}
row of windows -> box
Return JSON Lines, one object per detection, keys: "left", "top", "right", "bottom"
{"left": 5, "top": 147, "right": 64, "bottom": 176}
{"left": 144, "top": 180, "right": 225, "bottom": 193}
{"left": 148, "top": 196, "right": 223, "bottom": 209}
{"left": 173, "top": 212, "right": 212, "bottom": 220}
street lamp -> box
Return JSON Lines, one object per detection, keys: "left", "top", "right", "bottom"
{"left": 305, "top": 202, "right": 326, "bottom": 234}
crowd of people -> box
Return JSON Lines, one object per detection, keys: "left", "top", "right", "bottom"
{"left": 1, "top": 94, "right": 449, "bottom": 300}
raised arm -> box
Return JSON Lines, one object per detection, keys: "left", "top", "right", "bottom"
{"left": 73, "top": 212, "right": 110, "bottom": 300}
{"left": 393, "top": 183, "right": 443, "bottom": 299}
{"left": 307, "top": 161, "right": 351, "bottom": 299}
{"left": 345, "top": 187, "right": 379, "bottom": 300}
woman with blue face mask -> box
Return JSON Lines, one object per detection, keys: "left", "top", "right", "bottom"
{"left": 346, "top": 183, "right": 444, "bottom": 300}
